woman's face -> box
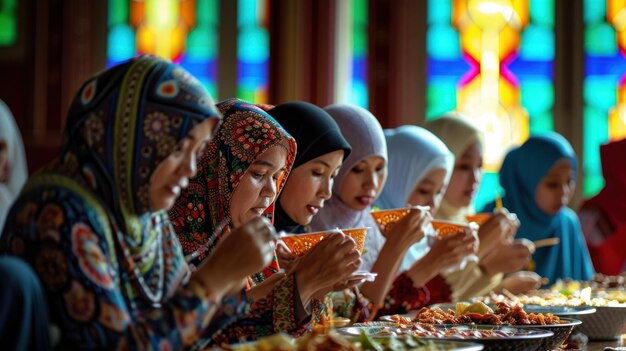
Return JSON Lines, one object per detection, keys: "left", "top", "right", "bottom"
{"left": 444, "top": 140, "right": 483, "bottom": 208}
{"left": 149, "top": 118, "right": 218, "bottom": 211}
{"left": 279, "top": 150, "right": 344, "bottom": 225}
{"left": 229, "top": 145, "right": 288, "bottom": 227}
{"left": 338, "top": 155, "right": 387, "bottom": 211}
{"left": 535, "top": 158, "right": 575, "bottom": 215}
{"left": 406, "top": 168, "right": 448, "bottom": 215}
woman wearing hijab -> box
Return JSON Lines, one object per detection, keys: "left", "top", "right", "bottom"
{"left": 171, "top": 98, "right": 336, "bottom": 344}
{"left": 310, "top": 106, "right": 432, "bottom": 319}
{"left": 0, "top": 56, "right": 278, "bottom": 350}
{"left": 374, "top": 125, "right": 478, "bottom": 305}
{"left": 484, "top": 133, "right": 594, "bottom": 282}
{"left": 0, "top": 99, "right": 28, "bottom": 230}
{"left": 425, "top": 114, "right": 536, "bottom": 300}
{"left": 579, "top": 138, "right": 626, "bottom": 274}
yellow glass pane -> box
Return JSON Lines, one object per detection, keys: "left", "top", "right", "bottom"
{"left": 460, "top": 23, "right": 484, "bottom": 61}
{"left": 499, "top": 25, "right": 521, "bottom": 59}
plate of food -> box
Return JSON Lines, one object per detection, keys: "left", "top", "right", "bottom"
{"left": 225, "top": 330, "right": 485, "bottom": 350}
{"left": 339, "top": 322, "right": 552, "bottom": 351}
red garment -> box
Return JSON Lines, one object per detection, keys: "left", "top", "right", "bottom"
{"left": 424, "top": 274, "right": 453, "bottom": 304}
{"left": 580, "top": 138, "right": 626, "bottom": 274}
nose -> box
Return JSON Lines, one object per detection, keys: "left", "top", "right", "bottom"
{"left": 470, "top": 167, "right": 481, "bottom": 186}
{"left": 318, "top": 177, "right": 333, "bottom": 200}
{"left": 560, "top": 183, "right": 571, "bottom": 205}
{"left": 261, "top": 177, "right": 278, "bottom": 200}
{"left": 181, "top": 151, "right": 198, "bottom": 178}
{"left": 424, "top": 194, "right": 435, "bottom": 208}
{"left": 363, "top": 171, "right": 379, "bottom": 190}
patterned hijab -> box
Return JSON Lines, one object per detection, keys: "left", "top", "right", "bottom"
{"left": 0, "top": 100, "right": 27, "bottom": 230}
{"left": 169, "top": 98, "right": 297, "bottom": 264}
{"left": 24, "top": 55, "right": 221, "bottom": 304}
{"left": 267, "top": 101, "right": 352, "bottom": 232}
{"left": 424, "top": 114, "right": 484, "bottom": 222}
{"left": 61, "top": 55, "right": 220, "bottom": 242}
{"left": 583, "top": 138, "right": 626, "bottom": 227}
{"left": 483, "top": 133, "right": 594, "bottom": 281}
{"left": 309, "top": 104, "right": 387, "bottom": 271}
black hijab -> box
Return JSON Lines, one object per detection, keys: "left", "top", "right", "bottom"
{"left": 268, "top": 101, "right": 351, "bottom": 232}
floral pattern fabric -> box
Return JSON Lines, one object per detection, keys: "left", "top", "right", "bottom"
{"left": 169, "top": 99, "right": 304, "bottom": 343}
{"left": 1, "top": 56, "right": 237, "bottom": 350}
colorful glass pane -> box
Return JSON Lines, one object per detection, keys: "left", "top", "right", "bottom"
{"left": 347, "top": 0, "right": 368, "bottom": 108}
{"left": 107, "top": 0, "right": 219, "bottom": 97}
{"left": 582, "top": 0, "right": 626, "bottom": 197}
{"left": 0, "top": 0, "right": 18, "bottom": 46}
{"left": 427, "top": 0, "right": 554, "bottom": 210}
{"left": 237, "top": 0, "right": 269, "bottom": 103}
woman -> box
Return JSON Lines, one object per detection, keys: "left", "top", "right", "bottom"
{"left": 170, "top": 99, "right": 360, "bottom": 344}
{"left": 309, "top": 106, "right": 437, "bottom": 319}
{"left": 579, "top": 138, "right": 626, "bottom": 274}
{"left": 0, "top": 56, "right": 277, "bottom": 350}
{"left": 484, "top": 133, "right": 595, "bottom": 281}
{"left": 375, "top": 125, "right": 477, "bottom": 305}
{"left": 0, "top": 99, "right": 27, "bottom": 230}
{"left": 425, "top": 114, "right": 536, "bottom": 299}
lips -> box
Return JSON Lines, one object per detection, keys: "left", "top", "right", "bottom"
{"left": 306, "top": 205, "right": 321, "bottom": 216}
{"left": 355, "top": 196, "right": 374, "bottom": 206}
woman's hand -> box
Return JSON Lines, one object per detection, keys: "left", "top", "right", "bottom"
{"left": 384, "top": 207, "right": 431, "bottom": 248}
{"left": 499, "top": 271, "right": 542, "bottom": 295}
{"left": 477, "top": 212, "right": 519, "bottom": 258}
{"left": 276, "top": 242, "right": 297, "bottom": 271}
{"left": 406, "top": 231, "right": 476, "bottom": 286}
{"left": 480, "top": 239, "right": 534, "bottom": 277}
{"left": 193, "top": 216, "right": 277, "bottom": 299}
{"left": 292, "top": 232, "right": 361, "bottom": 303}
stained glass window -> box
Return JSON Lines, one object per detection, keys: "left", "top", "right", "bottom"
{"left": 582, "top": 0, "right": 626, "bottom": 197}
{"left": 0, "top": 0, "right": 18, "bottom": 46}
{"left": 107, "top": 0, "right": 219, "bottom": 98}
{"left": 426, "top": 0, "right": 555, "bottom": 210}
{"left": 347, "top": 0, "right": 368, "bottom": 108}
{"left": 237, "top": 0, "right": 269, "bottom": 103}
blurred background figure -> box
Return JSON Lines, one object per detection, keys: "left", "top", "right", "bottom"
{"left": 0, "top": 99, "right": 27, "bottom": 231}
{"left": 579, "top": 138, "right": 626, "bottom": 274}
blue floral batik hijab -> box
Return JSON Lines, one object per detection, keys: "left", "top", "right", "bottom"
{"left": 483, "top": 133, "right": 594, "bottom": 281}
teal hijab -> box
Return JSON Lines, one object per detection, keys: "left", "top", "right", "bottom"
{"left": 483, "top": 133, "right": 594, "bottom": 281}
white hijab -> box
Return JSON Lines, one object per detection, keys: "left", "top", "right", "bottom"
{"left": 0, "top": 100, "right": 27, "bottom": 230}
{"left": 373, "top": 126, "right": 454, "bottom": 271}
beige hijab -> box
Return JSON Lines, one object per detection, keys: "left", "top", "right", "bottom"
{"left": 423, "top": 113, "right": 484, "bottom": 223}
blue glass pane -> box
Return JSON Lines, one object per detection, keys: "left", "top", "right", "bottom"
{"left": 584, "top": 76, "right": 618, "bottom": 111}
{"left": 475, "top": 172, "right": 499, "bottom": 212}
{"left": 520, "top": 25, "right": 554, "bottom": 60}
{"left": 520, "top": 78, "right": 554, "bottom": 116}
{"left": 107, "top": 25, "right": 136, "bottom": 65}
{"left": 583, "top": 0, "right": 606, "bottom": 25}
{"left": 585, "top": 23, "right": 617, "bottom": 56}
{"left": 583, "top": 106, "right": 609, "bottom": 196}
{"left": 529, "top": 0, "right": 555, "bottom": 26}
{"left": 238, "top": 27, "right": 269, "bottom": 63}
{"left": 427, "top": 24, "right": 461, "bottom": 60}
{"left": 428, "top": 0, "right": 451, "bottom": 24}
{"left": 426, "top": 78, "right": 458, "bottom": 119}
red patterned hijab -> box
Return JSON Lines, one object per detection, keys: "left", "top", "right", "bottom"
{"left": 169, "top": 99, "right": 297, "bottom": 266}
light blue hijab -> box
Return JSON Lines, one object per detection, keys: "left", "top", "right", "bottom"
{"left": 309, "top": 104, "right": 387, "bottom": 271}
{"left": 482, "top": 133, "right": 594, "bottom": 282}
{"left": 373, "top": 126, "right": 454, "bottom": 271}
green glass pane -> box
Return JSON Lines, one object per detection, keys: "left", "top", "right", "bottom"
{"left": 427, "top": 24, "right": 460, "bottom": 60}
{"left": 353, "top": 27, "right": 367, "bottom": 55}
{"left": 428, "top": 0, "right": 450, "bottom": 24}
{"left": 108, "top": 0, "right": 128, "bottom": 26}
{"left": 238, "top": 0, "right": 257, "bottom": 27}
{"left": 353, "top": 0, "right": 367, "bottom": 25}
{"left": 583, "top": 106, "right": 608, "bottom": 197}
{"left": 197, "top": 0, "right": 219, "bottom": 26}
{"left": 238, "top": 26, "right": 268, "bottom": 62}
{"left": 583, "top": 0, "right": 605, "bottom": 25}
{"left": 426, "top": 79, "right": 457, "bottom": 119}
{"left": 475, "top": 172, "right": 499, "bottom": 212}
{"left": 584, "top": 77, "right": 617, "bottom": 111}
{"left": 520, "top": 25, "right": 554, "bottom": 60}
{"left": 521, "top": 78, "right": 553, "bottom": 116}
{"left": 529, "top": 0, "right": 554, "bottom": 27}
{"left": 187, "top": 24, "right": 217, "bottom": 59}
{"left": 236, "top": 87, "right": 256, "bottom": 103}
{"left": 529, "top": 111, "right": 554, "bottom": 134}
{"left": 585, "top": 23, "right": 617, "bottom": 56}
{"left": 0, "top": 13, "right": 16, "bottom": 46}
{"left": 107, "top": 25, "right": 136, "bottom": 62}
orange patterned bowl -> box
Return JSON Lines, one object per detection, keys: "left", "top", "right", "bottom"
{"left": 431, "top": 220, "right": 475, "bottom": 238}
{"left": 370, "top": 208, "right": 412, "bottom": 233}
{"left": 465, "top": 213, "right": 492, "bottom": 226}
{"left": 280, "top": 227, "right": 369, "bottom": 257}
